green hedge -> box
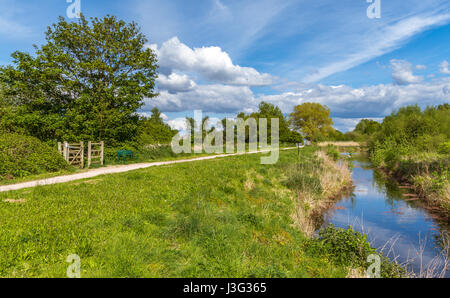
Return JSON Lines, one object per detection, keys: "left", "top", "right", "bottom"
{"left": 0, "top": 133, "right": 68, "bottom": 179}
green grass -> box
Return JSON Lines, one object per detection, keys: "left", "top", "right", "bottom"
{"left": 0, "top": 148, "right": 376, "bottom": 278}
{"left": 104, "top": 144, "right": 297, "bottom": 166}
{"left": 1, "top": 145, "right": 295, "bottom": 186}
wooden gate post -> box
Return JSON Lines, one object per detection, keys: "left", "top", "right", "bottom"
{"left": 63, "top": 142, "right": 69, "bottom": 162}
{"left": 80, "top": 141, "right": 84, "bottom": 168}
{"left": 87, "top": 141, "right": 92, "bottom": 168}
{"left": 100, "top": 141, "right": 104, "bottom": 165}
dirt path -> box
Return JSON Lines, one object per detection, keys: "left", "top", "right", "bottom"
{"left": 0, "top": 148, "right": 296, "bottom": 193}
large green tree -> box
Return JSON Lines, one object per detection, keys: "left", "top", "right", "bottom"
{"left": 0, "top": 15, "right": 158, "bottom": 144}
{"left": 289, "top": 102, "right": 334, "bottom": 142}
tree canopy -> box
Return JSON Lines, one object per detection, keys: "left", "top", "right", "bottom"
{"left": 354, "top": 119, "right": 382, "bottom": 136}
{"left": 250, "top": 102, "right": 302, "bottom": 143}
{"left": 221, "top": 102, "right": 302, "bottom": 144}
{"left": 374, "top": 104, "right": 449, "bottom": 150}
{"left": 139, "top": 108, "right": 177, "bottom": 145}
{"left": 289, "top": 102, "right": 334, "bottom": 142}
{"left": 0, "top": 15, "right": 158, "bottom": 144}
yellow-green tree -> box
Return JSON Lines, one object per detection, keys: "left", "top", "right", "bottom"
{"left": 289, "top": 103, "right": 334, "bottom": 142}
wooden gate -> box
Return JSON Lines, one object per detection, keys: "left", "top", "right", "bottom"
{"left": 58, "top": 142, "right": 84, "bottom": 168}
{"left": 87, "top": 141, "right": 104, "bottom": 168}
{"left": 58, "top": 141, "right": 104, "bottom": 168}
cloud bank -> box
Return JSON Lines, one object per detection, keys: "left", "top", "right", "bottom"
{"left": 148, "top": 37, "right": 274, "bottom": 87}
{"left": 145, "top": 37, "right": 450, "bottom": 133}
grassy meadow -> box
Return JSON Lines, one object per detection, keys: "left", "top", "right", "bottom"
{"left": 0, "top": 147, "right": 392, "bottom": 278}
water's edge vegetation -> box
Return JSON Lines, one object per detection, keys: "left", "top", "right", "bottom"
{"left": 365, "top": 105, "right": 449, "bottom": 216}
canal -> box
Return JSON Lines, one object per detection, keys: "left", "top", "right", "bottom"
{"left": 320, "top": 153, "right": 449, "bottom": 277}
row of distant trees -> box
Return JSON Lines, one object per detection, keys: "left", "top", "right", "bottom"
{"left": 0, "top": 15, "right": 346, "bottom": 147}
{"left": 182, "top": 101, "right": 347, "bottom": 145}
{"left": 184, "top": 102, "right": 304, "bottom": 145}
{"left": 353, "top": 104, "right": 450, "bottom": 154}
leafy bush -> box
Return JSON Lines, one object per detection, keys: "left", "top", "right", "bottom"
{"left": 0, "top": 133, "right": 68, "bottom": 179}
{"left": 366, "top": 105, "right": 449, "bottom": 206}
{"left": 369, "top": 104, "right": 449, "bottom": 168}
{"left": 315, "top": 224, "right": 375, "bottom": 268}
{"left": 137, "top": 108, "right": 178, "bottom": 145}
{"left": 312, "top": 225, "right": 405, "bottom": 277}
{"left": 370, "top": 138, "right": 413, "bottom": 168}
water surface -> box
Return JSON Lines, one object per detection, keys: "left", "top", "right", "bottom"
{"left": 321, "top": 153, "right": 449, "bottom": 277}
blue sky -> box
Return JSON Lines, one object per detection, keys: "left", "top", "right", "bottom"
{"left": 0, "top": 0, "right": 449, "bottom": 131}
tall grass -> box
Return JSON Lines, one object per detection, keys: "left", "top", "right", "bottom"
{"left": 284, "top": 150, "right": 352, "bottom": 236}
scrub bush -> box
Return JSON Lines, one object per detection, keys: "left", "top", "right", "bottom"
{"left": 0, "top": 133, "right": 67, "bottom": 179}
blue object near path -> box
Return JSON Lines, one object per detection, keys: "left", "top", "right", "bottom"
{"left": 117, "top": 150, "right": 137, "bottom": 164}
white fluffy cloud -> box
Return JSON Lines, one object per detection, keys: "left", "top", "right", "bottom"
{"left": 156, "top": 73, "right": 196, "bottom": 93}
{"left": 145, "top": 77, "right": 450, "bottom": 119}
{"left": 148, "top": 37, "right": 274, "bottom": 86}
{"left": 439, "top": 60, "right": 450, "bottom": 74}
{"left": 144, "top": 40, "right": 449, "bottom": 130}
{"left": 167, "top": 118, "right": 188, "bottom": 131}
{"left": 259, "top": 78, "right": 450, "bottom": 118}
{"left": 160, "top": 113, "right": 169, "bottom": 121}
{"left": 166, "top": 116, "right": 223, "bottom": 133}
{"left": 390, "top": 59, "right": 423, "bottom": 85}
{"left": 145, "top": 84, "right": 257, "bottom": 113}
{"left": 260, "top": 78, "right": 450, "bottom": 118}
